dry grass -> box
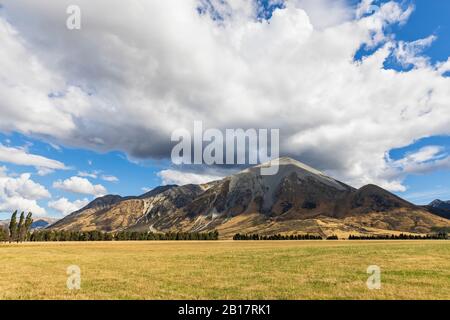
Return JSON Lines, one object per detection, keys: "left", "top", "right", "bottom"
{"left": 0, "top": 240, "right": 449, "bottom": 300}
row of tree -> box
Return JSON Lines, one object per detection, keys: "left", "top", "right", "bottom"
{"left": 0, "top": 227, "right": 8, "bottom": 242}
{"left": 348, "top": 233, "right": 448, "bottom": 240}
{"left": 0, "top": 210, "right": 221, "bottom": 242}
{"left": 114, "top": 230, "right": 219, "bottom": 241}
{"left": 25, "top": 230, "right": 220, "bottom": 242}
{"left": 0, "top": 211, "right": 33, "bottom": 242}
{"left": 233, "top": 233, "right": 323, "bottom": 240}
{"left": 233, "top": 233, "right": 449, "bottom": 240}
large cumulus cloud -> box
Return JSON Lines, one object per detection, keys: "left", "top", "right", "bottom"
{"left": 0, "top": 166, "right": 50, "bottom": 215}
{"left": 0, "top": 0, "right": 449, "bottom": 191}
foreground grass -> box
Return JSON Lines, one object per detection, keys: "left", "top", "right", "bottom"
{"left": 0, "top": 241, "right": 448, "bottom": 300}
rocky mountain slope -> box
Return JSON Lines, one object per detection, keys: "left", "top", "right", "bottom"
{"left": 50, "top": 157, "right": 450, "bottom": 238}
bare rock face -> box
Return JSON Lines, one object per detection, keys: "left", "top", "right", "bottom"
{"left": 184, "top": 157, "right": 354, "bottom": 219}
{"left": 50, "top": 157, "right": 450, "bottom": 238}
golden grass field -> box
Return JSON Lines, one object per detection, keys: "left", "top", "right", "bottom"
{"left": 0, "top": 240, "right": 449, "bottom": 300}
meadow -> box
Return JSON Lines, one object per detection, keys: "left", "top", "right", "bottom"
{"left": 0, "top": 240, "right": 448, "bottom": 300}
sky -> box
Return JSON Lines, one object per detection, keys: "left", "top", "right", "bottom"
{"left": 0, "top": 0, "right": 450, "bottom": 219}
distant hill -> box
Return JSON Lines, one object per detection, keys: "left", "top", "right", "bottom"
{"left": 31, "top": 217, "right": 59, "bottom": 229}
{"left": 49, "top": 157, "right": 450, "bottom": 239}
{"left": 423, "top": 200, "right": 450, "bottom": 220}
{"left": 0, "top": 217, "right": 59, "bottom": 230}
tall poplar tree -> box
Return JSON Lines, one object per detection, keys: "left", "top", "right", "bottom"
{"left": 24, "top": 212, "right": 33, "bottom": 241}
{"left": 8, "top": 211, "right": 18, "bottom": 243}
{"left": 17, "top": 212, "right": 25, "bottom": 242}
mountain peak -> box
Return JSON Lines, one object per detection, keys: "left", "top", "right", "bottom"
{"left": 249, "top": 157, "right": 326, "bottom": 176}
{"left": 241, "top": 156, "right": 350, "bottom": 193}
{"left": 425, "top": 199, "right": 450, "bottom": 220}
{"left": 139, "top": 185, "right": 178, "bottom": 199}
{"left": 268, "top": 157, "right": 326, "bottom": 175}
{"left": 429, "top": 199, "right": 450, "bottom": 206}
{"left": 87, "top": 194, "right": 123, "bottom": 207}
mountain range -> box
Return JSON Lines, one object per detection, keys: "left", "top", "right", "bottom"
{"left": 50, "top": 157, "right": 450, "bottom": 239}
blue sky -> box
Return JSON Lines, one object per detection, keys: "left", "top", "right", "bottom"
{"left": 0, "top": 132, "right": 169, "bottom": 218}
{"left": 0, "top": 0, "right": 449, "bottom": 219}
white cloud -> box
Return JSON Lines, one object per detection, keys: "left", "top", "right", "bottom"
{"left": 36, "top": 167, "right": 55, "bottom": 176}
{"left": 48, "top": 142, "right": 62, "bottom": 151}
{"left": 101, "top": 175, "right": 119, "bottom": 182}
{"left": 293, "top": 0, "right": 351, "bottom": 29}
{"left": 389, "top": 146, "right": 450, "bottom": 177}
{"left": 395, "top": 146, "right": 446, "bottom": 165}
{"left": 158, "top": 169, "right": 223, "bottom": 186}
{"left": 364, "top": 145, "right": 450, "bottom": 192}
{"left": 0, "top": 166, "right": 50, "bottom": 215}
{"left": 53, "top": 176, "right": 107, "bottom": 196}
{"left": 78, "top": 171, "right": 99, "bottom": 179}
{"left": 0, "top": 0, "right": 449, "bottom": 192}
{"left": 0, "top": 144, "right": 67, "bottom": 175}
{"left": 78, "top": 171, "right": 118, "bottom": 182}
{"left": 394, "top": 35, "right": 437, "bottom": 68}
{"left": 48, "top": 197, "right": 89, "bottom": 215}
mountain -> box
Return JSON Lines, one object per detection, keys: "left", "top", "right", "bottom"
{"left": 50, "top": 157, "right": 450, "bottom": 238}
{"left": 0, "top": 217, "right": 59, "bottom": 230}
{"left": 32, "top": 217, "right": 59, "bottom": 229}
{"left": 423, "top": 200, "right": 450, "bottom": 219}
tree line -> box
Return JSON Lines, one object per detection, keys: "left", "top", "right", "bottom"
{"left": 21, "top": 230, "right": 220, "bottom": 242}
{"left": 233, "top": 233, "right": 323, "bottom": 240}
{"left": 0, "top": 211, "right": 33, "bottom": 242}
{"left": 348, "top": 233, "right": 448, "bottom": 240}
{"left": 233, "top": 232, "right": 449, "bottom": 240}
